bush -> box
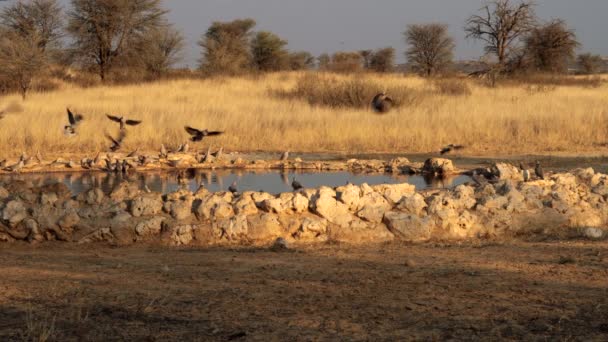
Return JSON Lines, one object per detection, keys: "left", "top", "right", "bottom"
{"left": 273, "top": 73, "right": 423, "bottom": 109}
{"left": 506, "top": 74, "right": 604, "bottom": 88}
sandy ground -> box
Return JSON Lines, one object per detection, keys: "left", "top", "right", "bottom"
{"left": 0, "top": 240, "right": 607, "bottom": 341}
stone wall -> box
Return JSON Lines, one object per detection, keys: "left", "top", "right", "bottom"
{"left": 1, "top": 166, "right": 607, "bottom": 245}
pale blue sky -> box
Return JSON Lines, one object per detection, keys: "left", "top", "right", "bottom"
{"left": 2, "top": 0, "right": 607, "bottom": 67}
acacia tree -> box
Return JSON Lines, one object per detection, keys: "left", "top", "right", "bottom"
{"left": 329, "top": 52, "right": 363, "bottom": 73}
{"left": 288, "top": 51, "right": 315, "bottom": 70}
{"left": 359, "top": 50, "right": 373, "bottom": 69}
{"left": 251, "top": 31, "right": 289, "bottom": 72}
{"left": 0, "top": 30, "right": 47, "bottom": 99}
{"left": 577, "top": 53, "right": 604, "bottom": 74}
{"left": 369, "top": 47, "right": 395, "bottom": 73}
{"left": 317, "top": 53, "right": 330, "bottom": 70}
{"left": 133, "top": 23, "right": 185, "bottom": 79}
{"left": 405, "top": 24, "right": 454, "bottom": 77}
{"left": 465, "top": 0, "right": 537, "bottom": 66}
{"left": 0, "top": 0, "right": 63, "bottom": 52}
{"left": 524, "top": 19, "right": 579, "bottom": 73}
{"left": 199, "top": 19, "right": 256, "bottom": 75}
{"left": 67, "top": 0, "right": 168, "bottom": 81}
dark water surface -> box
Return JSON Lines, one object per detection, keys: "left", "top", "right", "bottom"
{"left": 0, "top": 169, "right": 471, "bottom": 195}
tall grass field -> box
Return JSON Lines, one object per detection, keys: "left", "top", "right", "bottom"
{"left": 0, "top": 72, "right": 607, "bottom": 158}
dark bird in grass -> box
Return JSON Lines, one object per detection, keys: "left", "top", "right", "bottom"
{"left": 176, "top": 143, "right": 189, "bottom": 153}
{"left": 106, "top": 114, "right": 142, "bottom": 130}
{"left": 5, "top": 154, "right": 25, "bottom": 172}
{"left": 292, "top": 177, "right": 303, "bottom": 191}
{"left": 371, "top": 93, "right": 394, "bottom": 114}
{"left": 228, "top": 181, "right": 238, "bottom": 194}
{"left": 211, "top": 147, "right": 223, "bottom": 159}
{"left": 184, "top": 126, "right": 224, "bottom": 142}
{"left": 64, "top": 108, "right": 84, "bottom": 137}
{"left": 440, "top": 144, "right": 465, "bottom": 155}
{"left": 105, "top": 159, "right": 115, "bottom": 172}
{"left": 93, "top": 151, "right": 101, "bottom": 166}
{"left": 106, "top": 130, "right": 126, "bottom": 152}
{"left": 159, "top": 144, "right": 168, "bottom": 159}
{"left": 519, "top": 162, "right": 531, "bottom": 182}
{"left": 127, "top": 148, "right": 139, "bottom": 158}
{"left": 535, "top": 161, "right": 545, "bottom": 180}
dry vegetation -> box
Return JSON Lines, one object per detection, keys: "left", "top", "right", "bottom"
{"left": 0, "top": 72, "right": 607, "bottom": 158}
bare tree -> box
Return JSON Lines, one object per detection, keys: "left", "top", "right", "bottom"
{"left": 133, "top": 23, "right": 185, "bottom": 79}
{"left": 0, "top": 0, "right": 63, "bottom": 52}
{"left": 405, "top": 24, "right": 454, "bottom": 77}
{"left": 251, "top": 31, "right": 289, "bottom": 72}
{"left": 465, "top": 0, "right": 537, "bottom": 65}
{"left": 369, "top": 47, "right": 395, "bottom": 73}
{"left": 198, "top": 19, "right": 256, "bottom": 75}
{"left": 0, "top": 30, "right": 47, "bottom": 99}
{"left": 524, "top": 19, "right": 579, "bottom": 73}
{"left": 67, "top": 0, "right": 168, "bottom": 81}
{"left": 577, "top": 53, "right": 604, "bottom": 75}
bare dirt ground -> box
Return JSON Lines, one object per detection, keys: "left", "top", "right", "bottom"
{"left": 1, "top": 240, "right": 607, "bottom": 341}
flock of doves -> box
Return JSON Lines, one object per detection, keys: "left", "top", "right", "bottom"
{"left": 1, "top": 108, "right": 305, "bottom": 192}
{"left": 63, "top": 108, "right": 224, "bottom": 150}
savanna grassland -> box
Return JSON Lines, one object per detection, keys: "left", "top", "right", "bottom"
{"left": 0, "top": 72, "right": 607, "bottom": 158}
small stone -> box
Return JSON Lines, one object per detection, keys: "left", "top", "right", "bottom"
{"left": 269, "top": 237, "right": 289, "bottom": 252}
{"left": 583, "top": 227, "right": 605, "bottom": 240}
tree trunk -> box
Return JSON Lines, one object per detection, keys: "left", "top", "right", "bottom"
{"left": 99, "top": 60, "right": 106, "bottom": 82}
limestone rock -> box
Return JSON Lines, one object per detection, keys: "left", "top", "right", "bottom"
{"left": 57, "top": 211, "right": 80, "bottom": 230}
{"left": 293, "top": 215, "right": 328, "bottom": 240}
{"left": 261, "top": 197, "right": 284, "bottom": 214}
{"left": 311, "top": 189, "right": 353, "bottom": 227}
{"left": 491, "top": 163, "right": 523, "bottom": 181}
{"left": 77, "top": 228, "right": 114, "bottom": 244}
{"left": 291, "top": 193, "right": 309, "bottom": 213}
{"left": 383, "top": 212, "right": 435, "bottom": 242}
{"left": 168, "top": 201, "right": 192, "bottom": 220}
{"left": 372, "top": 183, "right": 416, "bottom": 204}
{"left": 165, "top": 224, "right": 194, "bottom": 246}
{"left": 330, "top": 219, "right": 394, "bottom": 244}
{"left": 356, "top": 191, "right": 391, "bottom": 223}
{"left": 212, "top": 202, "right": 235, "bottom": 220}
{"left": 397, "top": 193, "right": 427, "bottom": 216}
{"left": 135, "top": 217, "right": 165, "bottom": 238}
{"left": 130, "top": 194, "right": 163, "bottom": 217}
{"left": 233, "top": 196, "right": 259, "bottom": 216}
{"left": 25, "top": 219, "right": 44, "bottom": 242}
{"left": 247, "top": 213, "right": 284, "bottom": 242}
{"left": 39, "top": 192, "right": 59, "bottom": 206}
{"left": 0, "top": 186, "right": 9, "bottom": 200}
{"left": 195, "top": 194, "right": 230, "bottom": 220}
{"left": 81, "top": 188, "right": 105, "bottom": 205}
{"left": 2, "top": 200, "right": 27, "bottom": 227}
{"left": 217, "top": 215, "right": 248, "bottom": 241}
{"left": 423, "top": 158, "right": 455, "bottom": 175}
{"left": 336, "top": 184, "right": 361, "bottom": 211}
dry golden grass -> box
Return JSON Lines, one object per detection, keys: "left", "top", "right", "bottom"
{"left": 0, "top": 72, "right": 607, "bottom": 158}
